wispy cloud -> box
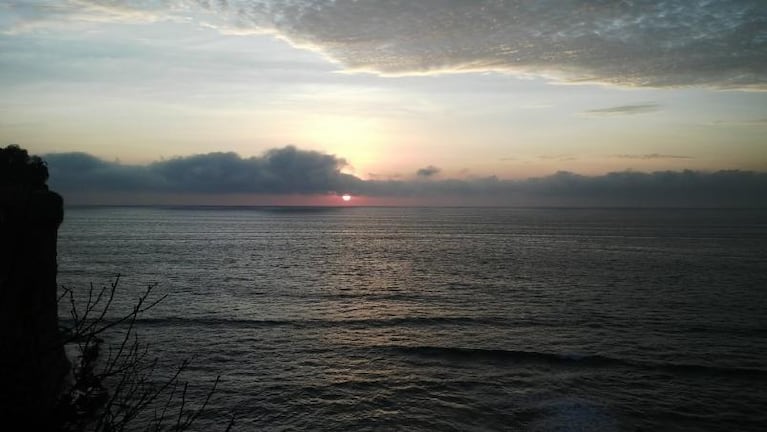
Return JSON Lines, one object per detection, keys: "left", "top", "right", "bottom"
{"left": 613, "top": 153, "right": 693, "bottom": 160}
{"left": 583, "top": 104, "right": 661, "bottom": 117}
{"left": 706, "top": 118, "right": 767, "bottom": 126}
{"left": 538, "top": 154, "right": 577, "bottom": 161}
{"left": 0, "top": 0, "right": 166, "bottom": 34}
{"left": 5, "top": 0, "right": 766, "bottom": 89}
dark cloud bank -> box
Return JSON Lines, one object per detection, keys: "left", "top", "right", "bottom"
{"left": 44, "top": 146, "right": 767, "bottom": 207}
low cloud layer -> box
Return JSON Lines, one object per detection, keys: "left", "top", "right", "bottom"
{"left": 6, "top": 0, "right": 766, "bottom": 88}
{"left": 44, "top": 147, "right": 767, "bottom": 207}
{"left": 46, "top": 146, "right": 355, "bottom": 195}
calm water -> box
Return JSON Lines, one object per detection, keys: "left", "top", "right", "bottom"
{"left": 57, "top": 207, "right": 767, "bottom": 431}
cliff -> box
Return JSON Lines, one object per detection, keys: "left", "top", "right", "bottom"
{"left": 1, "top": 146, "right": 69, "bottom": 429}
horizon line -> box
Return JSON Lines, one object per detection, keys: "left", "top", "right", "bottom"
{"left": 63, "top": 204, "right": 767, "bottom": 210}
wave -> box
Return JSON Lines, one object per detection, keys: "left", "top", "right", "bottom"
{"left": 64, "top": 315, "right": 767, "bottom": 340}
{"left": 385, "top": 345, "right": 626, "bottom": 366}
{"left": 61, "top": 315, "right": 511, "bottom": 329}
{"left": 61, "top": 316, "right": 767, "bottom": 378}
{"left": 100, "top": 314, "right": 644, "bottom": 330}
{"left": 382, "top": 345, "right": 767, "bottom": 378}
{"left": 683, "top": 324, "right": 767, "bottom": 338}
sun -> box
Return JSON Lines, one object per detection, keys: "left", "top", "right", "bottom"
{"left": 341, "top": 194, "right": 352, "bottom": 202}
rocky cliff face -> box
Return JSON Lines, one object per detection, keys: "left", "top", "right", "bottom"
{"left": 1, "top": 146, "right": 69, "bottom": 428}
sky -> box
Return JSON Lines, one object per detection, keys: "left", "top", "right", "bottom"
{"left": 1, "top": 0, "right": 766, "bottom": 206}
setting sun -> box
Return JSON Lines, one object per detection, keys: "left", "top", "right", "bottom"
{"left": 1, "top": 1, "right": 764, "bottom": 430}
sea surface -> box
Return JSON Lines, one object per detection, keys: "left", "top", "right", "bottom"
{"left": 57, "top": 207, "right": 767, "bottom": 431}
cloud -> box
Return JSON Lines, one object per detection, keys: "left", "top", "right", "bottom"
{"left": 583, "top": 104, "right": 661, "bottom": 116}
{"left": 43, "top": 152, "right": 162, "bottom": 190}
{"left": 46, "top": 146, "right": 354, "bottom": 194}
{"left": 707, "top": 118, "right": 767, "bottom": 126}
{"left": 416, "top": 165, "right": 440, "bottom": 178}
{"left": 6, "top": 0, "right": 766, "bottom": 89}
{"left": 0, "top": 0, "right": 167, "bottom": 34}
{"left": 613, "top": 153, "right": 693, "bottom": 160}
{"left": 44, "top": 147, "right": 767, "bottom": 207}
{"left": 539, "top": 154, "right": 577, "bottom": 161}
{"left": 220, "top": 0, "right": 767, "bottom": 88}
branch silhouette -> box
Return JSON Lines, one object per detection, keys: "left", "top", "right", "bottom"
{"left": 58, "top": 276, "right": 235, "bottom": 432}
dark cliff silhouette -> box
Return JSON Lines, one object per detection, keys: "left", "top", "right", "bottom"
{"left": 0, "top": 145, "right": 70, "bottom": 428}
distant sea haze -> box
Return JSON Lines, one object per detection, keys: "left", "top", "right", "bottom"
{"left": 57, "top": 207, "right": 767, "bottom": 431}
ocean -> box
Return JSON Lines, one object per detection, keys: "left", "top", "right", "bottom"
{"left": 56, "top": 207, "right": 767, "bottom": 431}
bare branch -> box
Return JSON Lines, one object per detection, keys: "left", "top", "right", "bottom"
{"left": 58, "top": 277, "right": 232, "bottom": 431}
